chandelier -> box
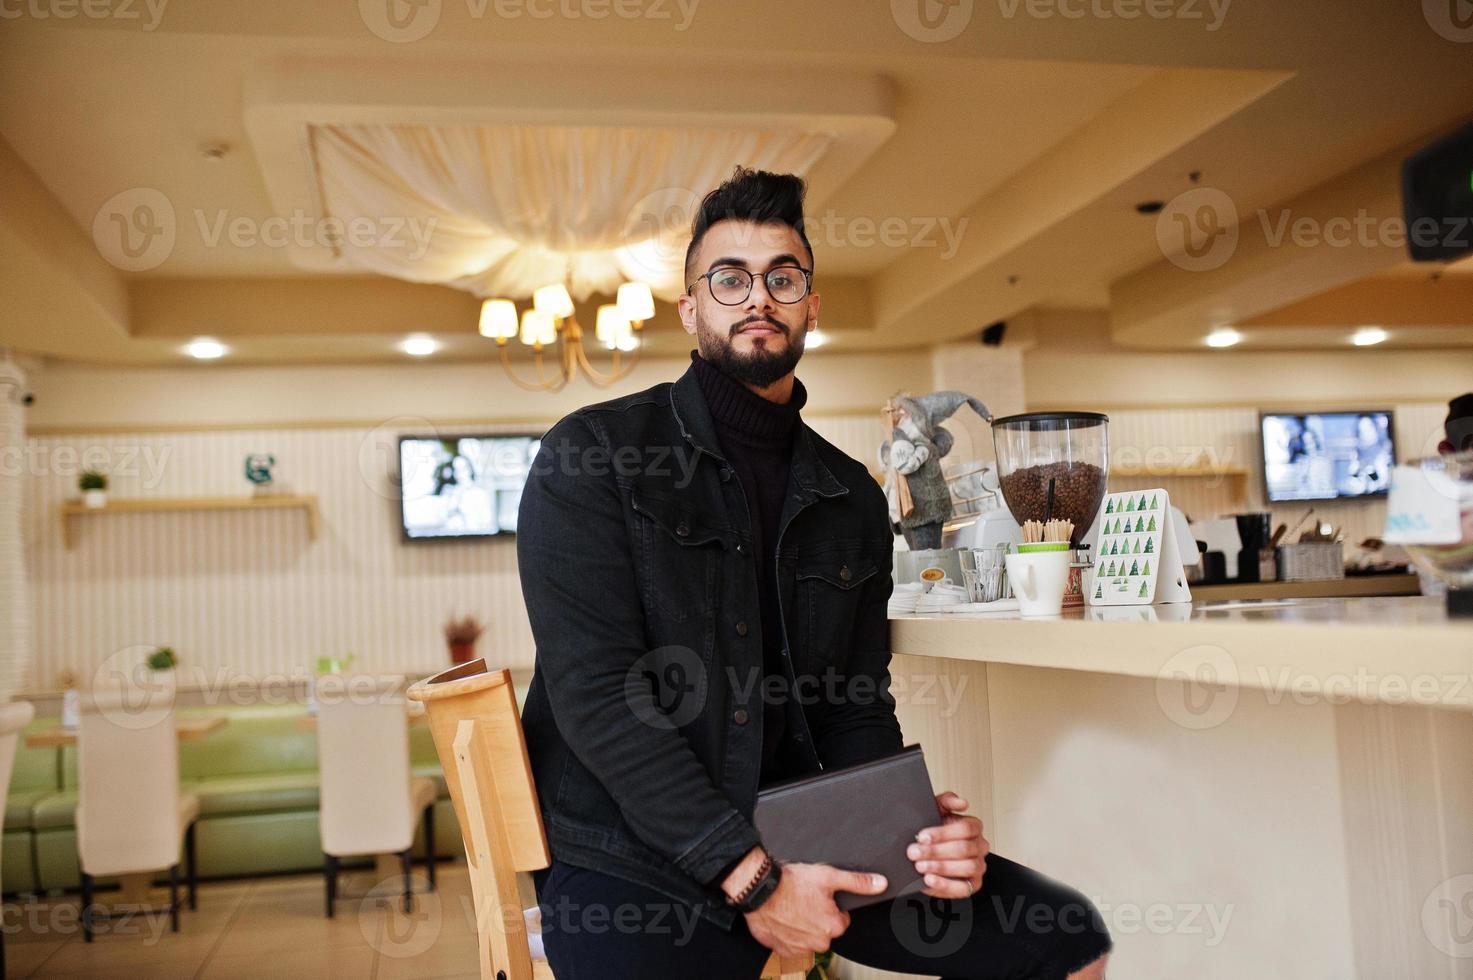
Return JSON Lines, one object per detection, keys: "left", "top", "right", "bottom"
{"left": 478, "top": 282, "right": 653, "bottom": 391}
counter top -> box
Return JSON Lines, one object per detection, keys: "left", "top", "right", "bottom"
{"left": 889, "top": 596, "right": 1473, "bottom": 708}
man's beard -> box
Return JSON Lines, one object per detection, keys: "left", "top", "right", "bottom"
{"left": 696, "top": 314, "right": 805, "bottom": 388}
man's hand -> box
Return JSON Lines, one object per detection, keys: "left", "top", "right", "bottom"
{"left": 723, "top": 848, "right": 887, "bottom": 957}
{"left": 908, "top": 790, "right": 987, "bottom": 900}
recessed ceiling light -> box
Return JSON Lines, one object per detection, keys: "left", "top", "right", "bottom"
{"left": 1205, "top": 328, "right": 1242, "bottom": 348}
{"left": 1135, "top": 200, "right": 1165, "bottom": 214}
{"left": 1351, "top": 326, "right": 1388, "bottom": 347}
{"left": 185, "top": 338, "right": 227, "bottom": 360}
{"left": 402, "top": 335, "right": 438, "bottom": 357}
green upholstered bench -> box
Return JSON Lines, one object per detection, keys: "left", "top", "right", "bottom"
{"left": 3, "top": 699, "right": 476, "bottom": 894}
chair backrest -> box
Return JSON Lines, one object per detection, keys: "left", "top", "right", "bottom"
{"left": 77, "top": 687, "right": 182, "bottom": 877}
{"left": 315, "top": 673, "right": 415, "bottom": 857}
{"left": 408, "top": 660, "right": 549, "bottom": 980}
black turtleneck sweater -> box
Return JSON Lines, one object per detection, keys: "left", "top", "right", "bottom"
{"left": 690, "top": 350, "right": 807, "bottom": 788}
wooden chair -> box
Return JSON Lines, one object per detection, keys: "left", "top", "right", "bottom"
{"left": 407, "top": 660, "right": 812, "bottom": 980}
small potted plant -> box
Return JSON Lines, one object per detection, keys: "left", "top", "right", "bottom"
{"left": 79, "top": 470, "right": 108, "bottom": 508}
{"left": 443, "top": 614, "right": 485, "bottom": 665}
{"left": 148, "top": 646, "right": 177, "bottom": 671}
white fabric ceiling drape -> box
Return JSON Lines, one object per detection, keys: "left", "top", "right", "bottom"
{"left": 311, "top": 124, "right": 833, "bottom": 301}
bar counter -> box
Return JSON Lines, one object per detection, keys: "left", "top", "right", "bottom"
{"left": 860, "top": 595, "right": 1473, "bottom": 980}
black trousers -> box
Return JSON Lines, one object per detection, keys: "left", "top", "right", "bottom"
{"left": 532, "top": 854, "right": 1111, "bottom": 980}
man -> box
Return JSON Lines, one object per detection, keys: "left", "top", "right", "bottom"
{"left": 517, "top": 167, "right": 1111, "bottom": 978}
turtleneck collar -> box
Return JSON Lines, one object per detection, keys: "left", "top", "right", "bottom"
{"left": 690, "top": 349, "right": 806, "bottom": 444}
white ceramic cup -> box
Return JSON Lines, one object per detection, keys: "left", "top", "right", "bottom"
{"left": 1005, "top": 550, "right": 1072, "bottom": 617}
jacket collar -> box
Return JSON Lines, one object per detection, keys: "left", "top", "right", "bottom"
{"left": 670, "top": 357, "right": 848, "bottom": 500}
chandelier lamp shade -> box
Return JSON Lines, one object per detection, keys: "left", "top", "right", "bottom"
{"left": 478, "top": 280, "right": 653, "bottom": 390}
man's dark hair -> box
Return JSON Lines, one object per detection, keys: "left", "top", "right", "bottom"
{"left": 683, "top": 167, "right": 814, "bottom": 286}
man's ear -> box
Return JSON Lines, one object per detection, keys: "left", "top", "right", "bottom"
{"left": 806, "top": 291, "right": 821, "bottom": 331}
{"left": 676, "top": 292, "right": 698, "bottom": 336}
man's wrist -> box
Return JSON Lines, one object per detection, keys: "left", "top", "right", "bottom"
{"left": 723, "top": 846, "right": 781, "bottom": 913}
{"left": 720, "top": 845, "right": 769, "bottom": 901}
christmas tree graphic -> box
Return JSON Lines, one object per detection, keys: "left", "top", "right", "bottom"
{"left": 1150, "top": 494, "right": 1159, "bottom": 509}
{"left": 1133, "top": 539, "right": 1142, "bottom": 553}
{"left": 1135, "top": 516, "right": 1146, "bottom": 532}
{"left": 1138, "top": 581, "right": 1149, "bottom": 598}
{"left": 1142, "top": 559, "right": 1151, "bottom": 575}
{"left": 1147, "top": 515, "right": 1157, "bottom": 532}
{"left": 1125, "top": 497, "right": 1135, "bottom": 512}
{"left": 1129, "top": 560, "right": 1139, "bottom": 575}
{"left": 1144, "top": 538, "right": 1154, "bottom": 553}
{"left": 1137, "top": 494, "right": 1148, "bottom": 511}
{"left": 1105, "top": 499, "right": 1114, "bottom": 514}
{"left": 1095, "top": 583, "right": 1104, "bottom": 599}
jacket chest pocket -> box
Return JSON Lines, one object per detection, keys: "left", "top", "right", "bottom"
{"left": 631, "top": 492, "right": 725, "bottom": 623}
{"left": 795, "top": 547, "right": 878, "bottom": 665}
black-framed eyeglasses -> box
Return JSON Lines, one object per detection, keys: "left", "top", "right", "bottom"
{"left": 686, "top": 265, "right": 812, "bottom": 306}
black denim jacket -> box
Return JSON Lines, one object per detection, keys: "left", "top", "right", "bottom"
{"left": 517, "top": 359, "right": 902, "bottom": 929}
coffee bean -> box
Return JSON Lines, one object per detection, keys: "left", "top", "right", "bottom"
{"left": 999, "top": 462, "right": 1106, "bottom": 545}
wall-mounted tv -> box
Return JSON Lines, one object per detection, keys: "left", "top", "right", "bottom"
{"left": 1260, "top": 411, "right": 1395, "bottom": 503}
{"left": 398, "top": 434, "right": 541, "bottom": 540}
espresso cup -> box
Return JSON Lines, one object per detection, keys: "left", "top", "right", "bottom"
{"left": 1004, "top": 550, "right": 1072, "bottom": 617}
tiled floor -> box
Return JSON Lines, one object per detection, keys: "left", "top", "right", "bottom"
{"left": 4, "top": 861, "right": 483, "bottom": 979}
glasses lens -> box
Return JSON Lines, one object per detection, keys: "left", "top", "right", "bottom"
{"left": 707, "top": 268, "right": 752, "bottom": 305}
{"left": 764, "top": 267, "right": 809, "bottom": 303}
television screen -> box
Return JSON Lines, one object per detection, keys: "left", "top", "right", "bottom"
{"left": 1260, "top": 411, "right": 1395, "bottom": 502}
{"left": 398, "top": 435, "right": 541, "bottom": 539}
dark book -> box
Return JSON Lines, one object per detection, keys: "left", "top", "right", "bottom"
{"left": 753, "top": 744, "right": 941, "bottom": 911}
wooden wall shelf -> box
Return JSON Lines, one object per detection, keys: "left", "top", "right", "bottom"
{"left": 59, "top": 495, "right": 320, "bottom": 549}
{"left": 1110, "top": 465, "right": 1250, "bottom": 480}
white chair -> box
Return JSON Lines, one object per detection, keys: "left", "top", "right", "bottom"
{"left": 77, "top": 688, "right": 199, "bottom": 942}
{"left": 314, "top": 673, "right": 438, "bottom": 917}
{"left": 0, "top": 699, "right": 36, "bottom": 975}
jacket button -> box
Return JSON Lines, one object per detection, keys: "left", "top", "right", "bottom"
{"left": 735, "top": 542, "right": 746, "bottom": 554}
{"left": 839, "top": 564, "right": 852, "bottom": 582}
{"left": 733, "top": 708, "right": 749, "bottom": 725}
{"left": 735, "top": 621, "right": 749, "bottom": 637}
{"left": 720, "top": 468, "right": 733, "bottom": 482}
{"left": 675, "top": 522, "right": 690, "bottom": 537}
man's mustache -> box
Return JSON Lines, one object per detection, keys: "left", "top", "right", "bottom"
{"left": 731, "top": 316, "right": 787, "bottom": 336}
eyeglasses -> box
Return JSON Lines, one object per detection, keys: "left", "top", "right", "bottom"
{"left": 686, "top": 265, "right": 812, "bottom": 306}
